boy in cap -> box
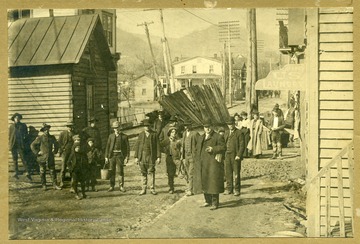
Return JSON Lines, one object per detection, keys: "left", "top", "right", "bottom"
{"left": 83, "top": 117, "right": 102, "bottom": 151}
{"left": 105, "top": 121, "right": 130, "bottom": 192}
{"left": 58, "top": 119, "right": 75, "bottom": 187}
{"left": 9, "top": 112, "right": 31, "bottom": 180}
{"left": 67, "top": 142, "right": 88, "bottom": 200}
{"left": 31, "top": 123, "right": 61, "bottom": 190}
{"left": 134, "top": 119, "right": 161, "bottom": 195}
{"left": 160, "top": 127, "right": 182, "bottom": 194}
{"left": 86, "top": 138, "right": 101, "bottom": 192}
{"left": 269, "top": 108, "right": 286, "bottom": 159}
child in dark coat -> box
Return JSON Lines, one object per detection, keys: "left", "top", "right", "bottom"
{"left": 86, "top": 138, "right": 101, "bottom": 192}
{"left": 67, "top": 142, "right": 88, "bottom": 200}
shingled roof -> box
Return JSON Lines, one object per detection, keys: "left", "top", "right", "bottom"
{"left": 8, "top": 14, "right": 115, "bottom": 70}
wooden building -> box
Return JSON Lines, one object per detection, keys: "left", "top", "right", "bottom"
{"left": 8, "top": 14, "right": 117, "bottom": 148}
{"left": 256, "top": 8, "right": 354, "bottom": 237}
{"left": 132, "top": 75, "right": 156, "bottom": 102}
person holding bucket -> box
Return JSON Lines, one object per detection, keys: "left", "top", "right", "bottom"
{"left": 104, "top": 121, "right": 130, "bottom": 192}
{"left": 134, "top": 119, "right": 161, "bottom": 195}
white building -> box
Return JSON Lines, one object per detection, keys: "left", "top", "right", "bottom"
{"left": 173, "top": 56, "right": 222, "bottom": 90}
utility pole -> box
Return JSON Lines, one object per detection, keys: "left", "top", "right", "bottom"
{"left": 137, "top": 21, "right": 164, "bottom": 98}
{"left": 159, "top": 9, "right": 175, "bottom": 93}
{"left": 219, "top": 20, "right": 240, "bottom": 107}
{"left": 221, "top": 43, "right": 226, "bottom": 96}
{"left": 245, "top": 9, "right": 258, "bottom": 114}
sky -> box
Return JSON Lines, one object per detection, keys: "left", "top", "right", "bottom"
{"left": 117, "top": 8, "right": 278, "bottom": 39}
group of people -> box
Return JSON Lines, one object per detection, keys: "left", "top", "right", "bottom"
{"left": 9, "top": 103, "right": 295, "bottom": 208}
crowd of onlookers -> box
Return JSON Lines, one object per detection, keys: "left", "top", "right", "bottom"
{"left": 9, "top": 94, "right": 299, "bottom": 209}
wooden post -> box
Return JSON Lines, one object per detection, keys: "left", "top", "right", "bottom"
{"left": 337, "top": 156, "right": 346, "bottom": 237}
{"left": 325, "top": 171, "right": 331, "bottom": 237}
{"left": 245, "top": 9, "right": 252, "bottom": 115}
{"left": 227, "top": 23, "right": 232, "bottom": 107}
{"left": 250, "top": 9, "right": 258, "bottom": 110}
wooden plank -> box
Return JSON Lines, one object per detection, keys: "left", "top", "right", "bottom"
{"left": 319, "top": 120, "right": 353, "bottom": 130}
{"left": 319, "top": 81, "right": 353, "bottom": 91}
{"left": 319, "top": 13, "right": 353, "bottom": 23}
{"left": 320, "top": 110, "right": 353, "bottom": 120}
{"left": 325, "top": 171, "right": 331, "bottom": 237}
{"left": 320, "top": 158, "right": 350, "bottom": 169}
{"left": 8, "top": 91, "right": 72, "bottom": 98}
{"left": 319, "top": 8, "right": 353, "bottom": 14}
{"left": 9, "top": 99, "right": 71, "bottom": 105}
{"left": 320, "top": 206, "right": 352, "bottom": 218}
{"left": 319, "top": 62, "right": 353, "bottom": 71}
{"left": 319, "top": 101, "right": 353, "bottom": 110}
{"left": 348, "top": 147, "right": 354, "bottom": 235}
{"left": 320, "top": 139, "right": 353, "bottom": 149}
{"left": 320, "top": 148, "right": 351, "bottom": 158}
{"left": 320, "top": 195, "right": 352, "bottom": 206}
{"left": 319, "top": 71, "right": 353, "bottom": 81}
{"left": 9, "top": 88, "right": 71, "bottom": 94}
{"left": 319, "top": 43, "right": 353, "bottom": 52}
{"left": 9, "top": 82, "right": 71, "bottom": 89}
{"left": 319, "top": 52, "right": 353, "bottom": 62}
{"left": 8, "top": 109, "right": 72, "bottom": 116}
{"left": 8, "top": 103, "right": 72, "bottom": 110}
{"left": 320, "top": 186, "right": 351, "bottom": 197}
{"left": 337, "top": 157, "right": 346, "bottom": 237}
{"left": 320, "top": 177, "right": 350, "bottom": 188}
{"left": 319, "top": 23, "right": 353, "bottom": 33}
{"left": 319, "top": 33, "right": 353, "bottom": 43}
{"left": 319, "top": 91, "right": 353, "bottom": 101}
{"left": 8, "top": 74, "right": 71, "bottom": 82}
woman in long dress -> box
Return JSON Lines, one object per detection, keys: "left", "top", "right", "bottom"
{"left": 247, "top": 111, "right": 263, "bottom": 158}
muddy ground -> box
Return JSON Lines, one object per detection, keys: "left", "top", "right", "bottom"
{"left": 8, "top": 145, "right": 306, "bottom": 240}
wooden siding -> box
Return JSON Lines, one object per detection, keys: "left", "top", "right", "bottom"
{"left": 71, "top": 34, "right": 111, "bottom": 150}
{"left": 318, "top": 8, "right": 353, "bottom": 237}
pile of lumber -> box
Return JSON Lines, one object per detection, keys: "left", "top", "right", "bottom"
{"left": 159, "top": 84, "right": 230, "bottom": 126}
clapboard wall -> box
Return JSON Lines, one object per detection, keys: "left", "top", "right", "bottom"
{"left": 317, "top": 7, "right": 353, "bottom": 237}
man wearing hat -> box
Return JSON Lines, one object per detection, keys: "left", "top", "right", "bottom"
{"left": 180, "top": 119, "right": 199, "bottom": 196}
{"left": 153, "top": 110, "right": 166, "bottom": 138}
{"left": 58, "top": 119, "right": 76, "bottom": 187}
{"left": 223, "top": 116, "right": 245, "bottom": 196}
{"left": 31, "top": 123, "right": 62, "bottom": 190}
{"left": 83, "top": 117, "right": 102, "bottom": 151}
{"left": 105, "top": 121, "right": 130, "bottom": 192}
{"left": 9, "top": 112, "right": 31, "bottom": 180}
{"left": 193, "top": 119, "right": 226, "bottom": 210}
{"left": 269, "top": 108, "right": 286, "bottom": 159}
{"left": 134, "top": 119, "right": 161, "bottom": 195}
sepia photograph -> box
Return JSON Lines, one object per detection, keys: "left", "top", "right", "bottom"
{"left": 6, "top": 5, "right": 355, "bottom": 240}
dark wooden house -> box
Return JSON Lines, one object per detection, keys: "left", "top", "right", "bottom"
{"left": 8, "top": 14, "right": 117, "bottom": 148}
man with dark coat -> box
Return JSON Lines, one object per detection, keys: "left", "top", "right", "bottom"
{"left": 8, "top": 112, "right": 31, "bottom": 180}
{"left": 105, "top": 121, "right": 130, "bottom": 192}
{"left": 194, "top": 119, "right": 226, "bottom": 210}
{"left": 30, "top": 123, "right": 61, "bottom": 190}
{"left": 58, "top": 120, "right": 75, "bottom": 187}
{"left": 82, "top": 117, "right": 102, "bottom": 151}
{"left": 153, "top": 111, "right": 166, "bottom": 138}
{"left": 134, "top": 119, "right": 161, "bottom": 195}
{"left": 223, "top": 116, "right": 245, "bottom": 196}
{"left": 181, "top": 120, "right": 199, "bottom": 196}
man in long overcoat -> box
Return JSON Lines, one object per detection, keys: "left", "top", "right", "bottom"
{"left": 194, "top": 119, "right": 226, "bottom": 210}
{"left": 105, "top": 121, "right": 130, "bottom": 192}
{"left": 134, "top": 119, "right": 161, "bottom": 195}
{"left": 247, "top": 111, "right": 263, "bottom": 158}
{"left": 31, "top": 123, "right": 61, "bottom": 190}
{"left": 58, "top": 119, "right": 75, "bottom": 187}
{"left": 82, "top": 117, "right": 102, "bottom": 151}
{"left": 9, "top": 112, "right": 31, "bottom": 180}
{"left": 223, "top": 116, "right": 245, "bottom": 196}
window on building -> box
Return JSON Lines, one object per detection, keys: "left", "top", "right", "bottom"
{"left": 101, "top": 11, "right": 113, "bottom": 47}
{"left": 8, "top": 9, "right": 31, "bottom": 21}
{"left": 181, "top": 66, "right": 185, "bottom": 74}
{"left": 209, "top": 65, "right": 214, "bottom": 73}
{"left": 181, "top": 80, "right": 186, "bottom": 88}
{"left": 192, "top": 65, "right": 197, "bottom": 73}
{"left": 142, "top": 88, "right": 146, "bottom": 95}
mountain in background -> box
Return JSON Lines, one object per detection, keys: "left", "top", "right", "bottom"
{"left": 116, "top": 25, "right": 279, "bottom": 78}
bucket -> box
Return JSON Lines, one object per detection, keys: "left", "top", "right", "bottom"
{"left": 101, "top": 166, "right": 110, "bottom": 180}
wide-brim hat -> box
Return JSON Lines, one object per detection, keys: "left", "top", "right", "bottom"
{"left": 88, "top": 117, "right": 98, "bottom": 123}
{"left": 87, "top": 137, "right": 95, "bottom": 143}
{"left": 11, "top": 113, "right": 23, "bottom": 121}
{"left": 167, "top": 127, "right": 177, "bottom": 137}
{"left": 218, "top": 127, "right": 225, "bottom": 133}
{"left": 111, "top": 121, "right": 120, "bottom": 128}
{"left": 65, "top": 119, "right": 74, "bottom": 127}
{"left": 240, "top": 111, "right": 248, "bottom": 116}
{"left": 202, "top": 119, "right": 212, "bottom": 127}
{"left": 234, "top": 112, "right": 240, "bottom": 117}
{"left": 226, "top": 117, "right": 235, "bottom": 125}
{"left": 72, "top": 134, "right": 81, "bottom": 141}
{"left": 142, "top": 119, "right": 151, "bottom": 126}
{"left": 40, "top": 123, "right": 51, "bottom": 132}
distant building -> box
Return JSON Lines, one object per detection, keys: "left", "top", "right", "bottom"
{"left": 133, "top": 75, "right": 156, "bottom": 102}
{"left": 232, "top": 56, "right": 247, "bottom": 100}
{"left": 173, "top": 56, "right": 222, "bottom": 90}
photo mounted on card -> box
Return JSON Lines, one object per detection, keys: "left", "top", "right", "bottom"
{"left": 7, "top": 5, "right": 354, "bottom": 240}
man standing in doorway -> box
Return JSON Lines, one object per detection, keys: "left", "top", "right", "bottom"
{"left": 105, "top": 121, "right": 130, "bottom": 192}
{"left": 58, "top": 119, "right": 75, "bottom": 187}
{"left": 134, "top": 119, "right": 161, "bottom": 195}
{"left": 9, "top": 113, "right": 31, "bottom": 180}
{"left": 83, "top": 117, "right": 102, "bottom": 151}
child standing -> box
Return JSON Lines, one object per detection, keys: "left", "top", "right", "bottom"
{"left": 86, "top": 138, "right": 101, "bottom": 192}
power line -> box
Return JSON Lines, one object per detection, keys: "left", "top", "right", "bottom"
{"left": 182, "top": 9, "right": 218, "bottom": 26}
